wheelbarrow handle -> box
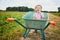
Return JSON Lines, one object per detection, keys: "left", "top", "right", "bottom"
{"left": 7, "top": 18, "right": 14, "bottom": 22}
{"left": 7, "top": 18, "right": 26, "bottom": 28}
{"left": 7, "top": 18, "right": 56, "bottom": 30}
{"left": 14, "top": 18, "right": 26, "bottom": 28}
{"left": 50, "top": 21, "right": 56, "bottom": 26}
{"left": 44, "top": 21, "right": 56, "bottom": 30}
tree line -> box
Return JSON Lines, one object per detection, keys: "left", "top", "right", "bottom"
{"left": 6, "top": 6, "right": 34, "bottom": 12}
{"left": 1, "top": 6, "right": 60, "bottom": 12}
{"left": 58, "top": 7, "right": 60, "bottom": 12}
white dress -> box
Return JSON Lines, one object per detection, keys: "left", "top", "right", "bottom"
{"left": 33, "top": 12, "right": 44, "bottom": 19}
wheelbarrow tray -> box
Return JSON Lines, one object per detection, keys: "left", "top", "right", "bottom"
{"left": 22, "top": 11, "right": 48, "bottom": 30}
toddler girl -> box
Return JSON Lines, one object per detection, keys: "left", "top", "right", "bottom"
{"left": 33, "top": 5, "right": 44, "bottom": 19}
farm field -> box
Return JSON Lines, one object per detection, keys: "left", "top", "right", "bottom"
{"left": 0, "top": 11, "right": 26, "bottom": 40}
{"left": 0, "top": 11, "right": 60, "bottom": 40}
{"left": 51, "top": 12, "right": 60, "bottom": 16}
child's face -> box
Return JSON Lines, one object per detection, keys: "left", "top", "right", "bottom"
{"left": 35, "top": 6, "right": 42, "bottom": 12}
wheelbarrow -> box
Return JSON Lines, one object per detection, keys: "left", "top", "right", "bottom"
{"left": 7, "top": 11, "right": 56, "bottom": 40}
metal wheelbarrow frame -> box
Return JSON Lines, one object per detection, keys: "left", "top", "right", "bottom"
{"left": 7, "top": 11, "right": 56, "bottom": 40}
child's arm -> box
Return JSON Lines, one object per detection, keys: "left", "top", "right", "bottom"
{"left": 34, "top": 16, "right": 37, "bottom": 19}
{"left": 41, "top": 13, "right": 44, "bottom": 19}
{"left": 33, "top": 14, "right": 37, "bottom": 19}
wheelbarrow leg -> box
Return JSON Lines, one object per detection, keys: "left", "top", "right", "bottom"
{"left": 41, "top": 30, "right": 46, "bottom": 40}
{"left": 35, "top": 29, "right": 37, "bottom": 33}
{"left": 23, "top": 29, "right": 30, "bottom": 38}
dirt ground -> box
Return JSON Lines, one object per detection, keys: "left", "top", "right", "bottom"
{"left": 19, "top": 13, "right": 60, "bottom": 40}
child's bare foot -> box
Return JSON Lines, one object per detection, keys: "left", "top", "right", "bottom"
{"left": 34, "top": 30, "right": 38, "bottom": 33}
{"left": 20, "top": 37, "right": 24, "bottom": 40}
{"left": 29, "top": 30, "right": 35, "bottom": 34}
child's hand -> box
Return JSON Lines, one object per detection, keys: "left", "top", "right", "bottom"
{"left": 34, "top": 16, "right": 37, "bottom": 19}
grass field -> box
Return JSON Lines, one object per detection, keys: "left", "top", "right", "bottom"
{"left": 0, "top": 11, "right": 27, "bottom": 40}
{"left": 53, "top": 13, "right": 60, "bottom": 16}
{"left": 0, "top": 11, "right": 60, "bottom": 40}
{"left": 50, "top": 12, "right": 60, "bottom": 16}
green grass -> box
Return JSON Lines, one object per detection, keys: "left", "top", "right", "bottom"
{"left": 51, "top": 12, "right": 60, "bottom": 16}
{"left": 0, "top": 11, "right": 26, "bottom": 40}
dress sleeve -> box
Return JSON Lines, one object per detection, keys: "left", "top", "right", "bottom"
{"left": 41, "top": 13, "right": 44, "bottom": 18}
{"left": 33, "top": 13, "right": 37, "bottom": 19}
{"left": 33, "top": 13, "right": 36, "bottom": 17}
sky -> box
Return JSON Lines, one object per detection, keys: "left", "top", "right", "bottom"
{"left": 0, "top": 0, "right": 60, "bottom": 11}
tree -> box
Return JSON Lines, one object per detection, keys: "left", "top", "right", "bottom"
{"left": 6, "top": 6, "right": 34, "bottom": 12}
{"left": 29, "top": 8, "right": 34, "bottom": 11}
{"left": 6, "top": 7, "right": 12, "bottom": 11}
{"left": 58, "top": 7, "right": 60, "bottom": 12}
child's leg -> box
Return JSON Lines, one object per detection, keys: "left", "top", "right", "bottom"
{"left": 35, "top": 29, "right": 37, "bottom": 33}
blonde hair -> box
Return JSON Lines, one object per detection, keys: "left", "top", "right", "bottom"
{"left": 35, "top": 5, "right": 42, "bottom": 9}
